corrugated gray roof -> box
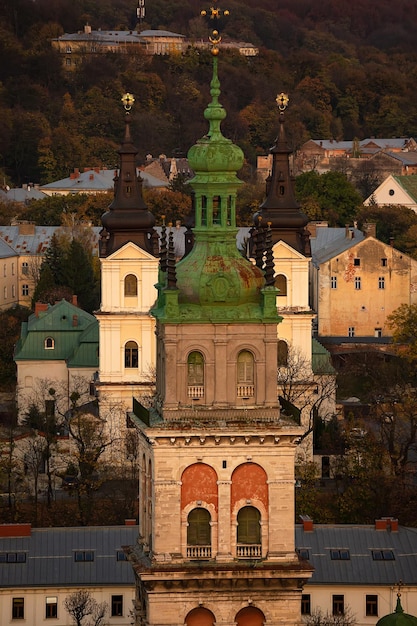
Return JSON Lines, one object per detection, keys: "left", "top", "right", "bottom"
{"left": 0, "top": 525, "right": 138, "bottom": 588}
{"left": 310, "top": 227, "right": 365, "bottom": 267}
{"left": 40, "top": 168, "right": 168, "bottom": 192}
{"left": 0, "top": 226, "right": 101, "bottom": 256}
{"left": 0, "top": 237, "right": 17, "bottom": 259}
{"left": 296, "top": 524, "right": 417, "bottom": 586}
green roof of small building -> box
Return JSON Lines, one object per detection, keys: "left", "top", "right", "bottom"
{"left": 312, "top": 338, "right": 336, "bottom": 375}
{"left": 394, "top": 175, "right": 417, "bottom": 203}
{"left": 14, "top": 299, "right": 98, "bottom": 368}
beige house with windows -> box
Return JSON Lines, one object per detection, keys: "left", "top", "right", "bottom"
{"left": 0, "top": 223, "right": 101, "bottom": 308}
{"left": 0, "top": 523, "right": 137, "bottom": 626}
{"left": 310, "top": 224, "right": 417, "bottom": 340}
{"left": 296, "top": 517, "right": 417, "bottom": 626}
{"left": 0, "top": 238, "right": 19, "bottom": 310}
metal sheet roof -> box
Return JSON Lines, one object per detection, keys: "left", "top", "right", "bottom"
{"left": 296, "top": 524, "right": 417, "bottom": 586}
{"left": 310, "top": 227, "right": 365, "bottom": 267}
{"left": 0, "top": 525, "right": 138, "bottom": 588}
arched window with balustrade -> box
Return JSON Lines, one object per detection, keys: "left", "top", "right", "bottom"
{"left": 187, "top": 351, "right": 205, "bottom": 399}
{"left": 187, "top": 508, "right": 211, "bottom": 559}
{"left": 237, "top": 350, "right": 255, "bottom": 398}
{"left": 236, "top": 506, "right": 261, "bottom": 558}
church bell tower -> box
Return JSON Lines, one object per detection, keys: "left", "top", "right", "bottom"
{"left": 128, "top": 5, "right": 312, "bottom": 625}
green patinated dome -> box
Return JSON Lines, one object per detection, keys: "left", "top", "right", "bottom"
{"left": 152, "top": 54, "right": 280, "bottom": 324}
{"left": 377, "top": 597, "right": 417, "bottom": 626}
{"left": 176, "top": 240, "right": 265, "bottom": 310}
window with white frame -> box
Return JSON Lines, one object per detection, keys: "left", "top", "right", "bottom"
{"left": 378, "top": 276, "right": 385, "bottom": 289}
{"left": 348, "top": 327, "right": 355, "bottom": 337}
{"left": 44, "top": 337, "right": 55, "bottom": 350}
{"left": 331, "top": 276, "right": 337, "bottom": 289}
{"left": 354, "top": 276, "right": 361, "bottom": 290}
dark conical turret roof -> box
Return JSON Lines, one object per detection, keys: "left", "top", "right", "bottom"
{"left": 254, "top": 98, "right": 310, "bottom": 256}
{"left": 100, "top": 109, "right": 157, "bottom": 257}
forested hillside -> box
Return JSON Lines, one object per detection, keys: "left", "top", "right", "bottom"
{"left": 1, "top": 0, "right": 417, "bottom": 185}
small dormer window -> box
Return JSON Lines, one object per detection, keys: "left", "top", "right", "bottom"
{"left": 45, "top": 337, "right": 55, "bottom": 350}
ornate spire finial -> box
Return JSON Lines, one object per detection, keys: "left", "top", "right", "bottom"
{"left": 201, "top": 0, "right": 230, "bottom": 55}
{"left": 276, "top": 92, "right": 289, "bottom": 112}
{"left": 121, "top": 92, "right": 135, "bottom": 113}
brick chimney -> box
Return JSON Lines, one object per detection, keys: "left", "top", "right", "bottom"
{"left": 0, "top": 523, "right": 31, "bottom": 537}
{"left": 35, "top": 302, "right": 49, "bottom": 317}
{"left": 375, "top": 517, "right": 398, "bottom": 531}
{"left": 300, "top": 515, "right": 314, "bottom": 532}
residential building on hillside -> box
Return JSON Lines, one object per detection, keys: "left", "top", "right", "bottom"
{"left": 0, "top": 223, "right": 101, "bottom": 308}
{"left": 40, "top": 167, "right": 168, "bottom": 196}
{"left": 52, "top": 25, "right": 185, "bottom": 69}
{"left": 14, "top": 299, "right": 98, "bottom": 418}
{"left": 364, "top": 174, "right": 417, "bottom": 211}
{"left": 0, "top": 523, "right": 137, "bottom": 626}
{"left": 0, "top": 238, "right": 19, "bottom": 310}
{"left": 294, "top": 137, "right": 417, "bottom": 174}
{"left": 52, "top": 23, "right": 258, "bottom": 71}
{"left": 296, "top": 517, "right": 417, "bottom": 626}
{"left": 310, "top": 222, "right": 417, "bottom": 350}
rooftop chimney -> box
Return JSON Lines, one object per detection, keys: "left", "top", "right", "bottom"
{"left": 0, "top": 523, "right": 31, "bottom": 537}
{"left": 375, "top": 517, "right": 398, "bottom": 531}
{"left": 35, "top": 302, "right": 49, "bottom": 317}
{"left": 300, "top": 515, "right": 314, "bottom": 532}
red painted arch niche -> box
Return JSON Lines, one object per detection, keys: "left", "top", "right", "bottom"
{"left": 236, "top": 606, "right": 265, "bottom": 626}
{"left": 181, "top": 463, "right": 218, "bottom": 510}
{"left": 231, "top": 463, "right": 268, "bottom": 512}
{"left": 185, "top": 607, "right": 216, "bottom": 626}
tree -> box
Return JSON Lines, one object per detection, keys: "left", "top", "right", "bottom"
{"left": 143, "top": 188, "right": 192, "bottom": 225}
{"left": 66, "top": 393, "right": 118, "bottom": 525}
{"left": 295, "top": 171, "right": 363, "bottom": 226}
{"left": 277, "top": 345, "right": 337, "bottom": 446}
{"left": 21, "top": 433, "right": 47, "bottom": 525}
{"left": 304, "top": 606, "right": 356, "bottom": 626}
{"left": 387, "top": 303, "right": 417, "bottom": 364}
{"left": 62, "top": 238, "right": 99, "bottom": 313}
{"left": 64, "top": 590, "right": 108, "bottom": 626}
{"left": 0, "top": 307, "right": 30, "bottom": 390}
{"left": 20, "top": 381, "right": 65, "bottom": 507}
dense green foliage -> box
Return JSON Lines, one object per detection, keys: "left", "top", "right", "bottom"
{"left": 1, "top": 0, "right": 417, "bottom": 187}
{"left": 33, "top": 233, "right": 100, "bottom": 312}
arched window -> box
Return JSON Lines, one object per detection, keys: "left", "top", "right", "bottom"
{"left": 187, "top": 351, "right": 204, "bottom": 398}
{"left": 235, "top": 607, "right": 265, "bottom": 626}
{"left": 237, "top": 506, "right": 261, "bottom": 558}
{"left": 275, "top": 274, "right": 287, "bottom": 296}
{"left": 277, "top": 340, "right": 288, "bottom": 367}
{"left": 44, "top": 337, "right": 55, "bottom": 350}
{"left": 185, "top": 607, "right": 215, "bottom": 626}
{"left": 124, "top": 274, "right": 138, "bottom": 296}
{"left": 187, "top": 508, "right": 211, "bottom": 559}
{"left": 237, "top": 350, "right": 254, "bottom": 397}
{"left": 125, "top": 341, "right": 138, "bottom": 368}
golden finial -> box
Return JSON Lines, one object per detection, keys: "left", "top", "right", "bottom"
{"left": 276, "top": 92, "right": 289, "bottom": 111}
{"left": 121, "top": 93, "right": 135, "bottom": 112}
{"left": 201, "top": 1, "right": 230, "bottom": 54}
